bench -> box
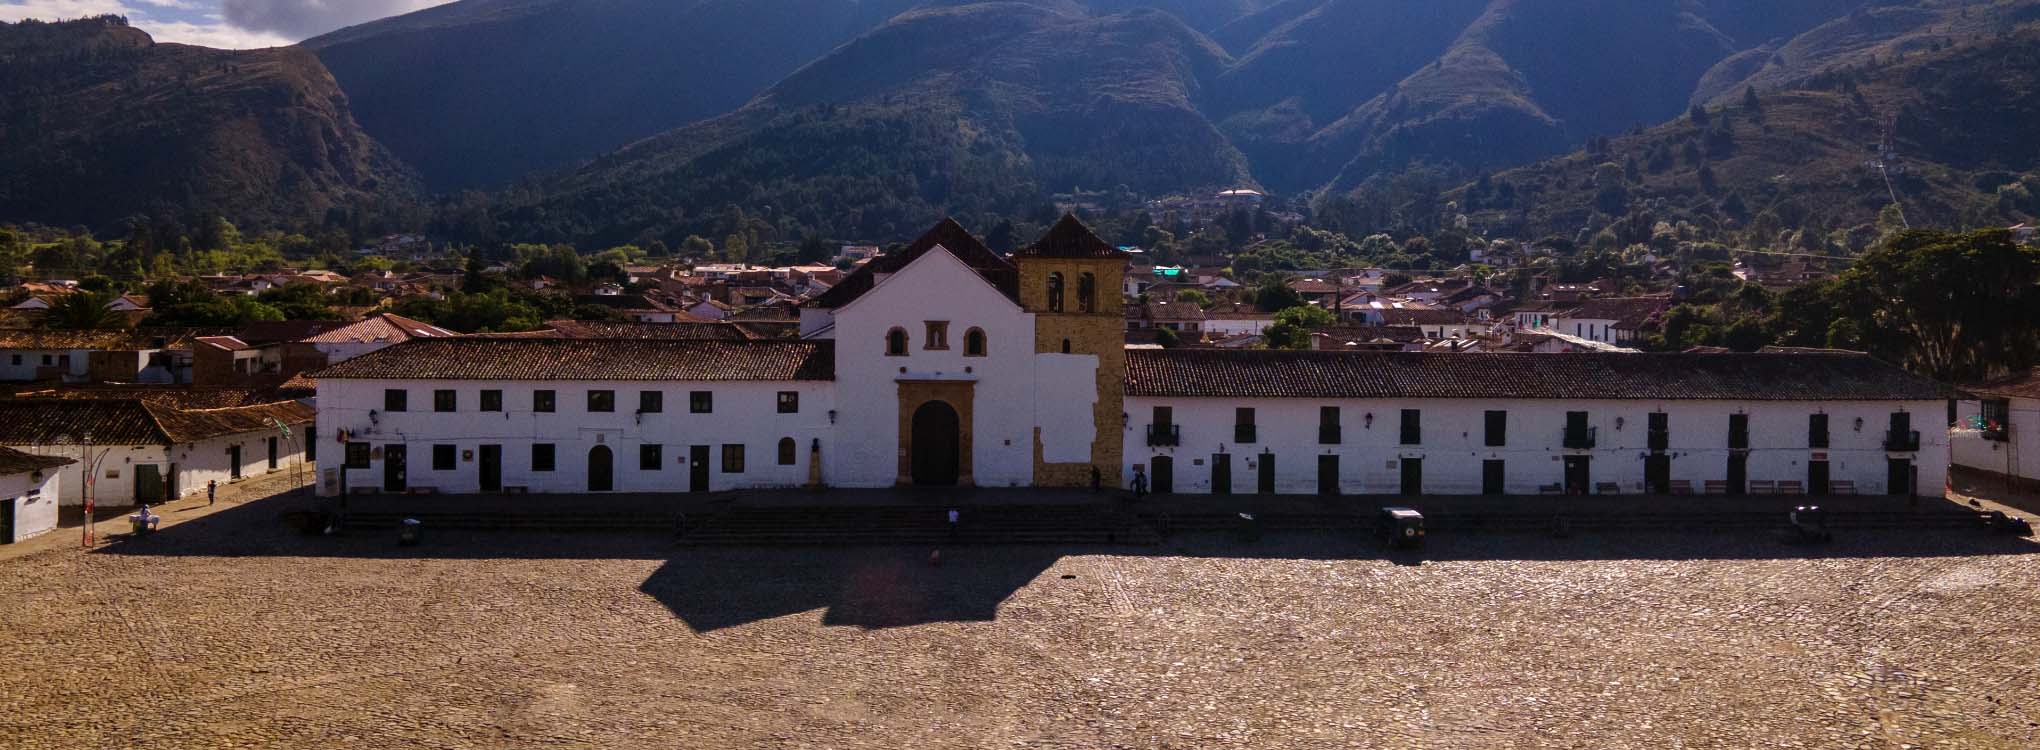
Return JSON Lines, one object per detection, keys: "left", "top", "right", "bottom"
{"left": 1776, "top": 480, "right": 1805, "bottom": 495}
{"left": 1703, "top": 480, "right": 1729, "bottom": 495}
{"left": 1748, "top": 480, "right": 1777, "bottom": 495}
{"left": 502, "top": 486, "right": 530, "bottom": 495}
{"left": 1829, "top": 480, "right": 1856, "bottom": 495}
{"left": 1594, "top": 482, "right": 1622, "bottom": 495}
{"left": 405, "top": 486, "right": 440, "bottom": 496}
{"left": 1538, "top": 483, "right": 1564, "bottom": 495}
{"left": 1668, "top": 480, "right": 1694, "bottom": 495}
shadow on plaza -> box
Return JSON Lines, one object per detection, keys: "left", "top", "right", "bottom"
{"left": 88, "top": 485, "right": 2040, "bottom": 632}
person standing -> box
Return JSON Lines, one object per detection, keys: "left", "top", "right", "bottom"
{"left": 207, "top": 479, "right": 218, "bottom": 506}
{"left": 947, "top": 508, "right": 960, "bottom": 539}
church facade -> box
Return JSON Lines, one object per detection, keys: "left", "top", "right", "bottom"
{"left": 313, "top": 218, "right": 1950, "bottom": 498}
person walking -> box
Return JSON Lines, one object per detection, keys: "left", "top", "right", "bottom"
{"left": 207, "top": 479, "right": 218, "bottom": 506}
{"left": 947, "top": 507, "right": 960, "bottom": 540}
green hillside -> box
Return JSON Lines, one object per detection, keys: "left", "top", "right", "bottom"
{"left": 0, "top": 16, "right": 415, "bottom": 231}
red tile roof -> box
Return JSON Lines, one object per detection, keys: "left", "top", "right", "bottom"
{"left": 0, "top": 399, "right": 312, "bottom": 445}
{"left": 314, "top": 339, "right": 835, "bottom": 381}
{"left": 1125, "top": 350, "right": 1948, "bottom": 401}
{"left": 1015, "top": 215, "right": 1128, "bottom": 259}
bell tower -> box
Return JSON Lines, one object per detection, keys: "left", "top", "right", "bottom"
{"left": 1014, "top": 214, "right": 1129, "bottom": 487}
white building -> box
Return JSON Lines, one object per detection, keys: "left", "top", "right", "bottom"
{"left": 1125, "top": 350, "right": 1945, "bottom": 497}
{"left": 1953, "top": 369, "right": 2040, "bottom": 488}
{"left": 0, "top": 398, "right": 313, "bottom": 507}
{"left": 0, "top": 448, "right": 72, "bottom": 543}
{"left": 312, "top": 218, "right": 1950, "bottom": 500}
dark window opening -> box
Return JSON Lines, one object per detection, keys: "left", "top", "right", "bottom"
{"left": 640, "top": 444, "right": 663, "bottom": 471}
{"left": 1484, "top": 410, "right": 1507, "bottom": 447}
{"left": 587, "top": 390, "right": 615, "bottom": 413}
{"left": 534, "top": 390, "right": 555, "bottom": 413}
{"left": 778, "top": 437, "right": 797, "bottom": 466}
{"left": 532, "top": 444, "right": 555, "bottom": 472}
{"left": 1400, "top": 409, "right": 1421, "bottom": 445}
{"left": 480, "top": 390, "right": 502, "bottom": 412}
{"left": 434, "top": 390, "right": 456, "bottom": 413}
{"left": 432, "top": 444, "right": 456, "bottom": 471}
{"left": 639, "top": 390, "right": 663, "bottom": 414}
{"left": 690, "top": 391, "right": 713, "bottom": 414}
{"left": 383, "top": 389, "right": 407, "bottom": 412}
{"left": 722, "top": 444, "right": 746, "bottom": 473}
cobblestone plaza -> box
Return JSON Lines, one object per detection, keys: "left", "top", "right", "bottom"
{"left": 3, "top": 492, "right": 2037, "bottom": 748}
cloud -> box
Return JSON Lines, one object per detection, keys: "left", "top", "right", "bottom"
{"left": 220, "top": 0, "right": 448, "bottom": 38}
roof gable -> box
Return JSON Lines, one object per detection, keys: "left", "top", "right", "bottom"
{"left": 1015, "top": 215, "right": 1127, "bottom": 260}
{"left": 807, "top": 219, "right": 1016, "bottom": 309}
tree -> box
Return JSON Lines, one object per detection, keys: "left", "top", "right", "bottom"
{"left": 681, "top": 235, "right": 715, "bottom": 260}
{"left": 1830, "top": 228, "right": 2040, "bottom": 381}
{"left": 1154, "top": 327, "right": 1180, "bottom": 348}
{"left": 1253, "top": 274, "right": 1304, "bottom": 312}
{"left": 1174, "top": 289, "right": 1212, "bottom": 307}
{"left": 1263, "top": 304, "right": 1336, "bottom": 349}
{"left": 42, "top": 291, "right": 123, "bottom": 330}
{"left": 1742, "top": 85, "right": 1762, "bottom": 117}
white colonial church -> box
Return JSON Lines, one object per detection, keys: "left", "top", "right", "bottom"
{"left": 314, "top": 218, "right": 1950, "bottom": 498}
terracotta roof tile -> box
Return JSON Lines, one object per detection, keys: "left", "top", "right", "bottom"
{"left": 0, "top": 446, "right": 75, "bottom": 475}
{"left": 0, "top": 399, "right": 311, "bottom": 445}
{"left": 315, "top": 339, "right": 835, "bottom": 381}
{"left": 1015, "top": 215, "right": 1127, "bottom": 259}
{"left": 1125, "top": 350, "right": 1948, "bottom": 401}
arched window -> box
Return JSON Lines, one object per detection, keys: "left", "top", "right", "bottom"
{"left": 963, "top": 328, "right": 987, "bottom": 357}
{"left": 1078, "top": 272, "right": 1097, "bottom": 313}
{"left": 777, "top": 437, "right": 797, "bottom": 466}
{"left": 1061, "top": 338, "right": 1072, "bottom": 354}
{"left": 885, "top": 327, "right": 909, "bottom": 356}
{"left": 1046, "top": 272, "right": 1065, "bottom": 312}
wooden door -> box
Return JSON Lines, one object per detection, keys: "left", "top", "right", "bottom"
{"left": 1257, "top": 453, "right": 1276, "bottom": 494}
{"left": 690, "top": 446, "right": 710, "bottom": 492}
{"left": 587, "top": 445, "right": 614, "bottom": 492}
{"left": 1482, "top": 460, "right": 1505, "bottom": 495}
{"left": 1151, "top": 456, "right": 1173, "bottom": 494}
{"left": 1317, "top": 455, "right": 1339, "bottom": 496}
{"left": 1726, "top": 452, "right": 1746, "bottom": 495}
{"left": 1400, "top": 458, "right": 1422, "bottom": 496}
{"left": 383, "top": 445, "right": 407, "bottom": 492}
{"left": 1644, "top": 455, "right": 1670, "bottom": 495}
{"left": 1563, "top": 456, "right": 1590, "bottom": 495}
{"left": 1808, "top": 460, "right": 1830, "bottom": 495}
{"left": 1211, "top": 453, "right": 1231, "bottom": 495}
{"left": 479, "top": 445, "right": 502, "bottom": 492}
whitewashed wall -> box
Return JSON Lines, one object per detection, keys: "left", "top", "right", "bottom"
{"left": 317, "top": 378, "right": 833, "bottom": 495}
{"left": 826, "top": 248, "right": 1040, "bottom": 488}
{"left": 9, "top": 433, "right": 303, "bottom": 507}
{"left": 0, "top": 349, "right": 87, "bottom": 381}
{"left": 1124, "top": 397, "right": 1948, "bottom": 497}
{"left": 1, "top": 470, "right": 61, "bottom": 542}
{"left": 1953, "top": 397, "right": 2040, "bottom": 480}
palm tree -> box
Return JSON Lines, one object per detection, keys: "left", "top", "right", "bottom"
{"left": 42, "top": 291, "right": 123, "bottom": 330}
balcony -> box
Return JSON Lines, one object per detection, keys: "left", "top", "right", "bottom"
{"left": 1884, "top": 429, "right": 1920, "bottom": 452}
{"left": 1562, "top": 426, "right": 1597, "bottom": 449}
{"left": 1647, "top": 429, "right": 1668, "bottom": 452}
{"left": 1234, "top": 424, "right": 1258, "bottom": 444}
{"left": 1318, "top": 425, "right": 1341, "bottom": 445}
{"left": 1146, "top": 424, "right": 1180, "bottom": 447}
{"left": 1985, "top": 427, "right": 2010, "bottom": 443}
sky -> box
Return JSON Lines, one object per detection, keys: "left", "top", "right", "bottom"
{"left": 0, "top": 0, "right": 452, "bottom": 48}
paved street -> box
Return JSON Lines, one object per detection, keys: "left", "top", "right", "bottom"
{"left": 2, "top": 487, "right": 2037, "bottom": 748}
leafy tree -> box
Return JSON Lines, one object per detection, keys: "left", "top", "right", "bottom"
{"left": 256, "top": 282, "right": 343, "bottom": 320}
{"left": 1153, "top": 327, "right": 1180, "bottom": 348}
{"left": 1253, "top": 274, "right": 1303, "bottom": 312}
{"left": 1174, "top": 289, "right": 1212, "bottom": 307}
{"left": 1830, "top": 228, "right": 2040, "bottom": 380}
{"left": 680, "top": 235, "right": 714, "bottom": 259}
{"left": 41, "top": 291, "right": 123, "bottom": 330}
{"left": 1263, "top": 304, "right": 1336, "bottom": 349}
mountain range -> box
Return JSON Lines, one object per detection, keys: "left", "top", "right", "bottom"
{"left": 4, "top": 0, "right": 2039, "bottom": 245}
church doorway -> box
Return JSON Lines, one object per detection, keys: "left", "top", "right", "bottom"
{"left": 911, "top": 401, "right": 962, "bottom": 486}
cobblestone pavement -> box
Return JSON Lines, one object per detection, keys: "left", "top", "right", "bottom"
{"left": 2, "top": 495, "right": 2037, "bottom": 748}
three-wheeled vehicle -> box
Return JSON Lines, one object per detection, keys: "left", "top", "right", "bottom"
{"left": 1378, "top": 506, "right": 1425, "bottom": 549}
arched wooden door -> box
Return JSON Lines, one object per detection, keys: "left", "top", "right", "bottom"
{"left": 911, "top": 401, "right": 961, "bottom": 486}
{"left": 588, "top": 445, "right": 615, "bottom": 492}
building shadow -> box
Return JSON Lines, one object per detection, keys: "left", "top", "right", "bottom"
{"left": 638, "top": 547, "right": 1063, "bottom": 631}
{"left": 86, "top": 485, "right": 2040, "bottom": 631}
